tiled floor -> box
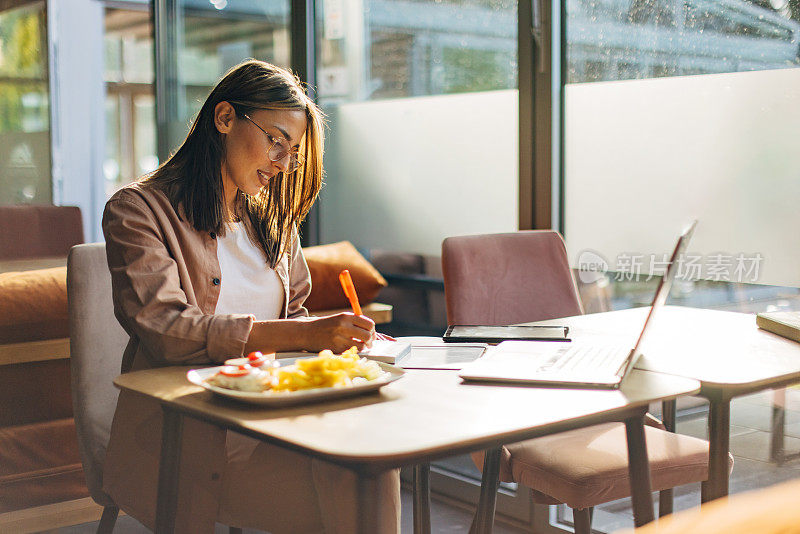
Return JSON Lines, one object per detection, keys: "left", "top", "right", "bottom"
{"left": 59, "top": 389, "right": 800, "bottom": 533}
{"left": 589, "top": 388, "right": 800, "bottom": 533}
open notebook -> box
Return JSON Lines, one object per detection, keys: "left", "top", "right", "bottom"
{"left": 275, "top": 339, "right": 488, "bottom": 368}
{"left": 275, "top": 340, "right": 412, "bottom": 364}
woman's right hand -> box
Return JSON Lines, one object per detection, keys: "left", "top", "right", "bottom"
{"left": 302, "top": 312, "right": 376, "bottom": 353}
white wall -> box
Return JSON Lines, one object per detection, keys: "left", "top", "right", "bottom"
{"left": 320, "top": 89, "right": 519, "bottom": 255}
{"left": 564, "top": 68, "right": 800, "bottom": 287}
{"left": 48, "top": 0, "right": 106, "bottom": 241}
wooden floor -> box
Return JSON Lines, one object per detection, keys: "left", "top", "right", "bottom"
{"left": 54, "top": 491, "right": 526, "bottom": 534}
{"left": 0, "top": 498, "right": 104, "bottom": 534}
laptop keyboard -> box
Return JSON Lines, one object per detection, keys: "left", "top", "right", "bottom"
{"left": 539, "top": 345, "right": 629, "bottom": 374}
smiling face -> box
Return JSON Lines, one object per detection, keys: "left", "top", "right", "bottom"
{"left": 214, "top": 102, "right": 307, "bottom": 214}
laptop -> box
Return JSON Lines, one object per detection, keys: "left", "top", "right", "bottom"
{"left": 459, "top": 221, "right": 697, "bottom": 389}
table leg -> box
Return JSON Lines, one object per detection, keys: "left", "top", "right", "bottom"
{"left": 357, "top": 470, "right": 382, "bottom": 534}
{"left": 625, "top": 415, "right": 654, "bottom": 527}
{"left": 412, "top": 463, "right": 431, "bottom": 534}
{"left": 470, "top": 447, "right": 502, "bottom": 534}
{"left": 155, "top": 406, "right": 183, "bottom": 534}
{"left": 662, "top": 399, "right": 676, "bottom": 432}
{"left": 770, "top": 388, "right": 786, "bottom": 465}
{"left": 701, "top": 399, "right": 730, "bottom": 503}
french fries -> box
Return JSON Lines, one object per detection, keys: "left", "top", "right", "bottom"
{"left": 271, "top": 347, "right": 384, "bottom": 392}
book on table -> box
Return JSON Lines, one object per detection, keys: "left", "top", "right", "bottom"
{"left": 756, "top": 311, "right": 800, "bottom": 344}
{"left": 358, "top": 339, "right": 412, "bottom": 364}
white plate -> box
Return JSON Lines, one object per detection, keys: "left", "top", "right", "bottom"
{"left": 187, "top": 357, "right": 405, "bottom": 407}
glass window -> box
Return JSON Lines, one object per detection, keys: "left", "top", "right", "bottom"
{"left": 316, "top": 0, "right": 519, "bottom": 256}
{"left": 162, "top": 0, "right": 292, "bottom": 153}
{"left": 0, "top": 1, "right": 51, "bottom": 204}
{"left": 567, "top": 0, "right": 800, "bottom": 84}
{"left": 104, "top": 5, "right": 155, "bottom": 196}
{"left": 134, "top": 94, "right": 157, "bottom": 177}
{"left": 563, "top": 0, "right": 800, "bottom": 295}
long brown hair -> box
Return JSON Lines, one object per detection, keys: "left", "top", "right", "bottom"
{"left": 142, "top": 60, "right": 324, "bottom": 267}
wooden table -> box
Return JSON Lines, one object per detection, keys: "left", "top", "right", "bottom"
{"left": 528, "top": 305, "right": 800, "bottom": 503}
{"left": 308, "top": 301, "right": 393, "bottom": 324}
{"left": 0, "top": 256, "right": 67, "bottom": 274}
{"left": 114, "top": 365, "right": 699, "bottom": 533}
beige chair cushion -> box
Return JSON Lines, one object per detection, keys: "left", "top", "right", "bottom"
{"left": 486, "top": 423, "right": 720, "bottom": 510}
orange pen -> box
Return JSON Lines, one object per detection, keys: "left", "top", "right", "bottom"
{"left": 338, "top": 269, "right": 362, "bottom": 316}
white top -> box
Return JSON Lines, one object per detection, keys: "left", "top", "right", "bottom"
{"left": 215, "top": 222, "right": 284, "bottom": 320}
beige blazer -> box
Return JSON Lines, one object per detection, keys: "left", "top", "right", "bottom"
{"left": 102, "top": 182, "right": 312, "bottom": 373}
{"left": 100, "top": 182, "right": 313, "bottom": 530}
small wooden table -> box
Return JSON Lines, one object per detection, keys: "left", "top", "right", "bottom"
{"left": 0, "top": 256, "right": 67, "bottom": 274}
{"left": 114, "top": 366, "right": 699, "bottom": 533}
{"left": 527, "top": 305, "right": 800, "bottom": 503}
{"left": 308, "top": 301, "right": 393, "bottom": 325}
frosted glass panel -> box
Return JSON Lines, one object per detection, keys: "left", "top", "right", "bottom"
{"left": 320, "top": 90, "right": 518, "bottom": 255}
{"left": 564, "top": 68, "right": 800, "bottom": 286}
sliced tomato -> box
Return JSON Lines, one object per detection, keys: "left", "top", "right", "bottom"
{"left": 219, "top": 365, "right": 251, "bottom": 377}
{"left": 247, "top": 351, "right": 276, "bottom": 368}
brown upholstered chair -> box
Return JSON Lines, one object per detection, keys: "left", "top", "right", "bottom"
{"left": 441, "top": 231, "right": 727, "bottom": 534}
{"left": 0, "top": 205, "right": 83, "bottom": 262}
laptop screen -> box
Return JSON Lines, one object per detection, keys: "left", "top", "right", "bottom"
{"left": 616, "top": 220, "right": 697, "bottom": 378}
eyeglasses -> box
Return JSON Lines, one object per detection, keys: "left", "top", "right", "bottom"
{"left": 243, "top": 113, "right": 303, "bottom": 173}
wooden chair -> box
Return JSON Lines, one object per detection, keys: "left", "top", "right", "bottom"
{"left": 438, "top": 230, "right": 728, "bottom": 533}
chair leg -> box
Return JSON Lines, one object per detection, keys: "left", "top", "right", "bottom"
{"left": 659, "top": 488, "right": 674, "bottom": 517}
{"left": 469, "top": 447, "right": 503, "bottom": 534}
{"left": 412, "top": 463, "right": 431, "bottom": 534}
{"left": 660, "top": 399, "right": 676, "bottom": 516}
{"left": 96, "top": 505, "right": 119, "bottom": 534}
{"left": 572, "top": 507, "right": 592, "bottom": 534}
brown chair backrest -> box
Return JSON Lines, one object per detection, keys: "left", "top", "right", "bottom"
{"left": 67, "top": 243, "right": 127, "bottom": 507}
{"left": 0, "top": 205, "right": 84, "bottom": 260}
{"left": 441, "top": 231, "right": 583, "bottom": 326}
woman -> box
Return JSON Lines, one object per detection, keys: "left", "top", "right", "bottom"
{"left": 102, "top": 60, "right": 400, "bottom": 533}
